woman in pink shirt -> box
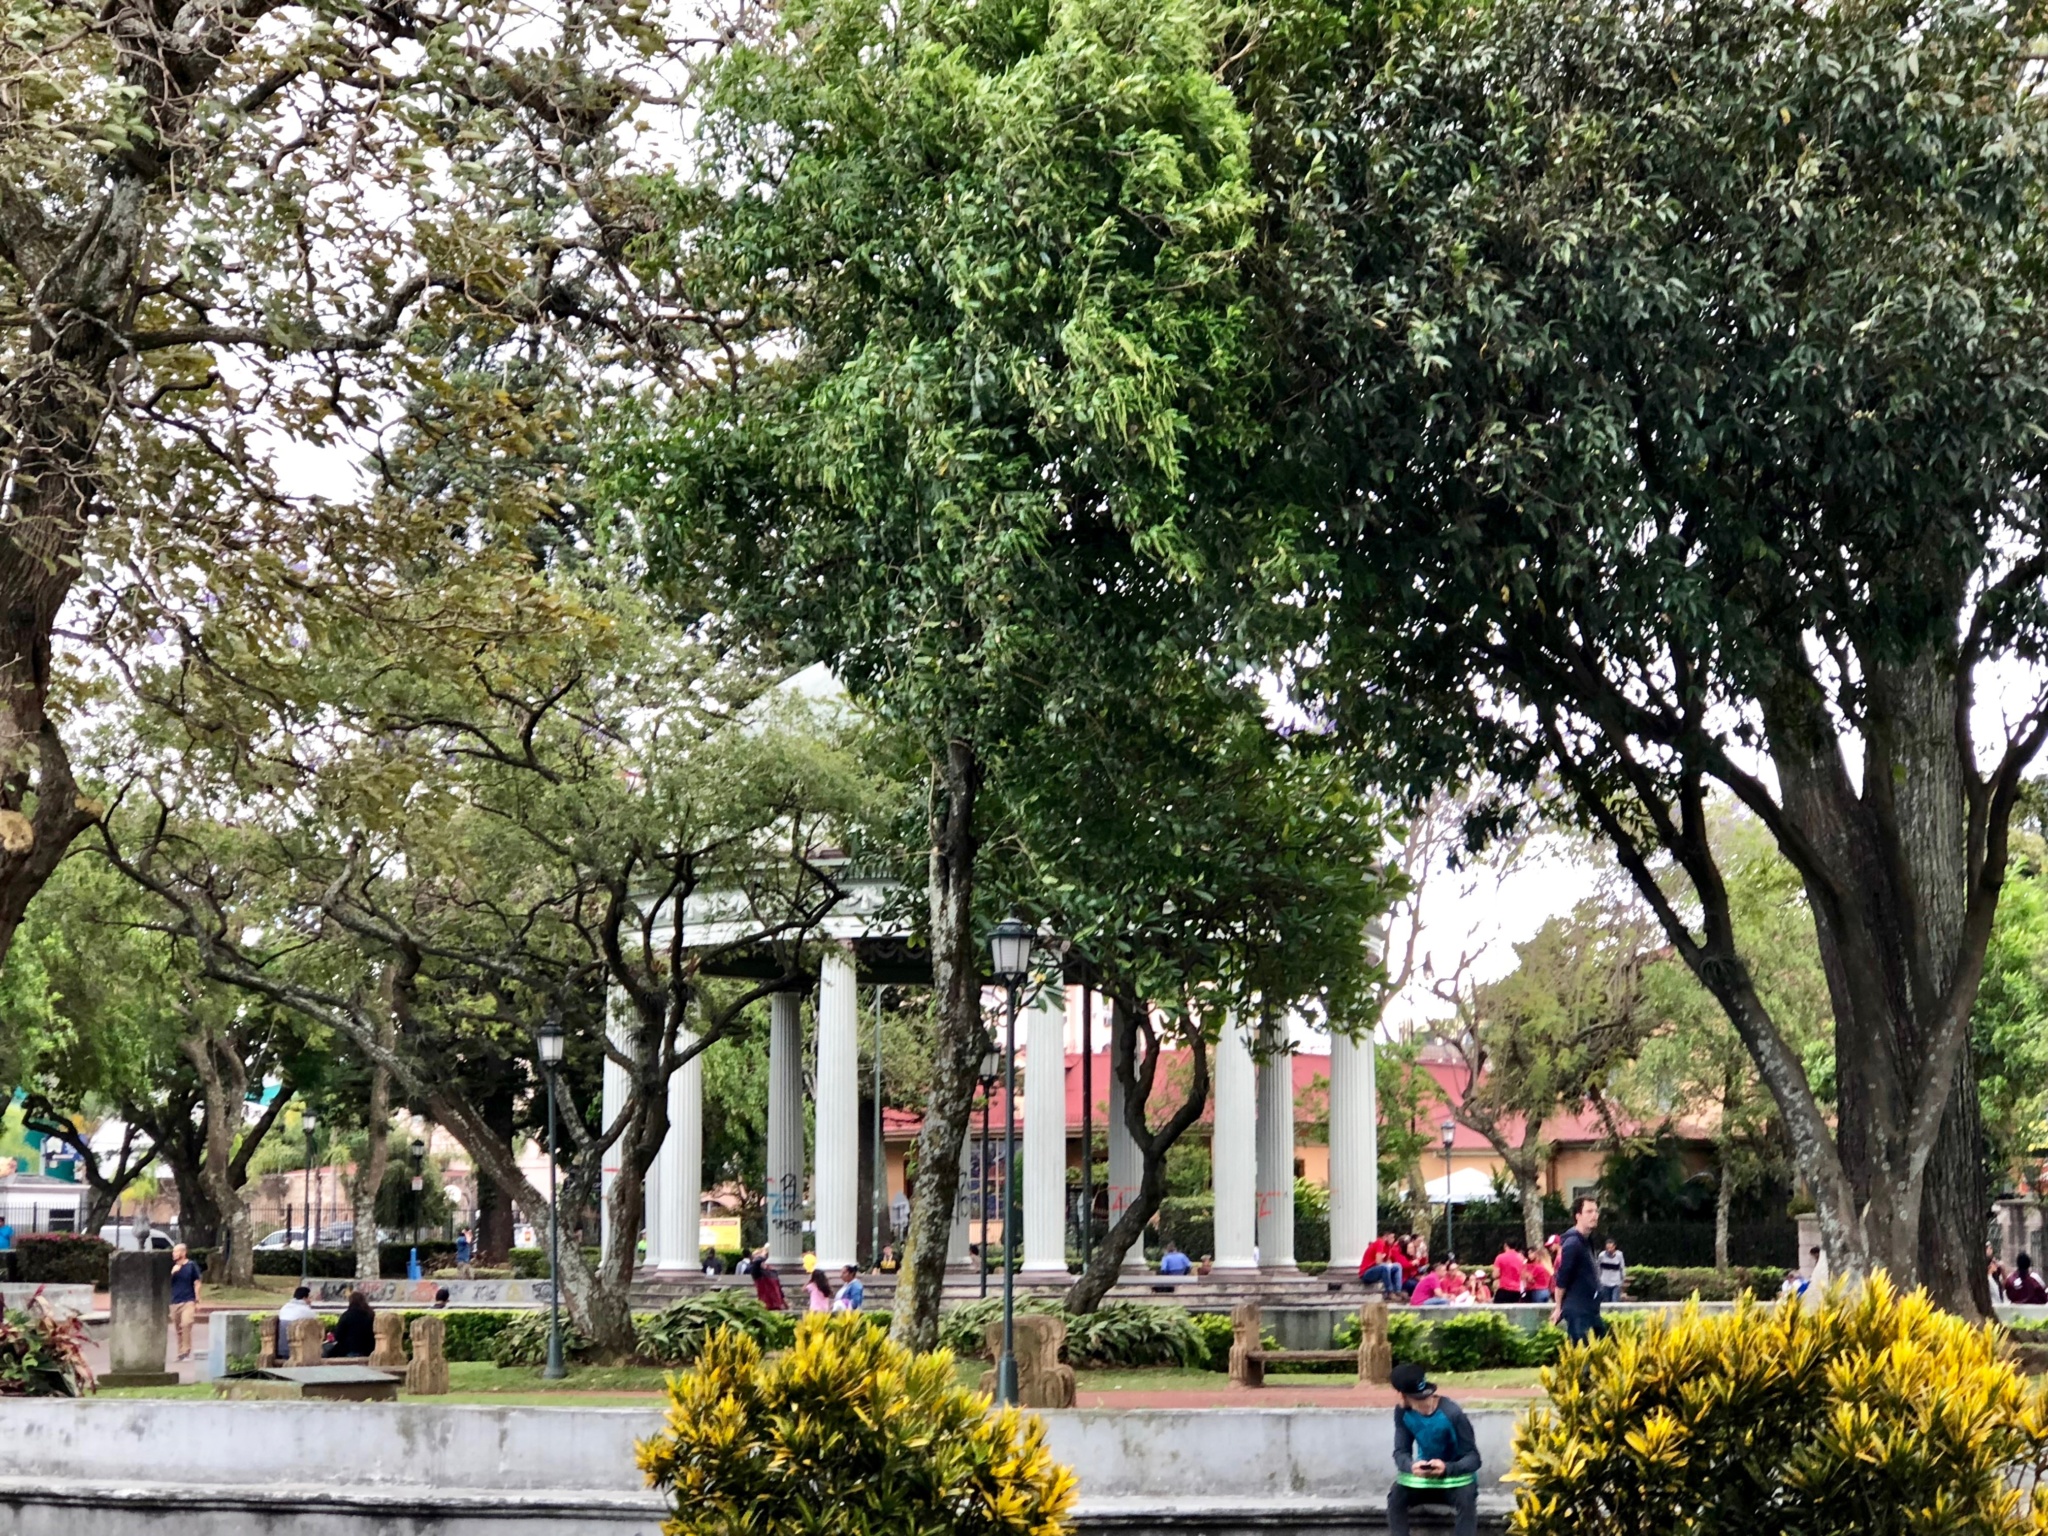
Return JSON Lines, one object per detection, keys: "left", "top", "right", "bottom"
{"left": 805, "top": 1268, "right": 834, "bottom": 1312}
{"left": 1409, "top": 1261, "right": 1451, "bottom": 1305}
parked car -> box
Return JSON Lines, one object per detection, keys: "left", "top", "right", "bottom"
{"left": 253, "top": 1229, "right": 307, "bottom": 1251}
{"left": 97, "top": 1225, "right": 177, "bottom": 1252}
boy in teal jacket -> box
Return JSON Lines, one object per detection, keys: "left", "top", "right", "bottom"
{"left": 1388, "top": 1361, "right": 1481, "bottom": 1536}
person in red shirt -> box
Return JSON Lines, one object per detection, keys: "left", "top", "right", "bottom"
{"left": 2006, "top": 1252, "right": 2048, "bottom": 1305}
{"left": 1361, "top": 1232, "right": 1409, "bottom": 1297}
{"left": 1409, "top": 1260, "right": 1451, "bottom": 1306}
{"left": 1492, "top": 1239, "right": 1527, "bottom": 1303}
{"left": 1524, "top": 1244, "right": 1554, "bottom": 1303}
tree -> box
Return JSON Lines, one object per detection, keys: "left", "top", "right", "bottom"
{"left": 100, "top": 578, "right": 881, "bottom": 1355}
{"left": 1428, "top": 895, "right": 1655, "bottom": 1250}
{"left": 1291, "top": 0, "right": 2048, "bottom": 1310}
{"left": 613, "top": 0, "right": 1274, "bottom": 1346}
{"left": 1971, "top": 843, "right": 2048, "bottom": 1193}
{"left": 0, "top": 0, "right": 709, "bottom": 969}
{"left": 980, "top": 683, "right": 1395, "bottom": 1311}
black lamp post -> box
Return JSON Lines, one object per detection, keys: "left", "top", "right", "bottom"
{"left": 409, "top": 1136, "right": 427, "bottom": 1252}
{"left": 988, "top": 914, "right": 1032, "bottom": 1407}
{"left": 538, "top": 1021, "right": 567, "bottom": 1380}
{"left": 975, "top": 1038, "right": 1001, "bottom": 1300}
{"left": 1440, "top": 1118, "right": 1457, "bottom": 1261}
{"left": 300, "top": 1110, "right": 318, "bottom": 1284}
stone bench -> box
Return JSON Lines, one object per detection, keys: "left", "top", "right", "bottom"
{"left": 1228, "top": 1299, "right": 1392, "bottom": 1388}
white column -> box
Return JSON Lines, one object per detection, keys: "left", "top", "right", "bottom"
{"left": 766, "top": 991, "right": 806, "bottom": 1267}
{"left": 813, "top": 946, "right": 860, "bottom": 1271}
{"left": 656, "top": 1031, "right": 703, "bottom": 1272}
{"left": 1021, "top": 983, "right": 1069, "bottom": 1275}
{"left": 643, "top": 1134, "right": 664, "bottom": 1271}
{"left": 1327, "top": 1027, "right": 1376, "bottom": 1274}
{"left": 1211, "top": 1016, "right": 1258, "bottom": 1270}
{"left": 600, "top": 999, "right": 631, "bottom": 1267}
{"left": 1106, "top": 1011, "right": 1145, "bottom": 1271}
{"left": 1256, "top": 1020, "right": 1298, "bottom": 1271}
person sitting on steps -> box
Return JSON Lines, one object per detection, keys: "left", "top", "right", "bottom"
{"left": 1387, "top": 1361, "right": 1481, "bottom": 1536}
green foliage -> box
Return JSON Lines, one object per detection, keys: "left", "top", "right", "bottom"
{"left": 638, "top": 1315, "right": 1077, "bottom": 1536}
{"left": 1157, "top": 1195, "right": 1214, "bottom": 1260}
{"left": 1514, "top": 1279, "right": 2048, "bottom": 1536}
{"left": 1626, "top": 1267, "right": 1787, "bottom": 1303}
{"left": 634, "top": 1292, "right": 797, "bottom": 1366}
{"left": 1341, "top": 1309, "right": 1562, "bottom": 1371}
{"left": 939, "top": 1299, "right": 1204, "bottom": 1369}
{"left": 1295, "top": 0, "right": 2048, "bottom": 1291}
{"left": 0, "top": 1301, "right": 93, "bottom": 1396}
{"left": 392, "top": 1310, "right": 520, "bottom": 1365}
{"left": 11, "top": 1234, "right": 111, "bottom": 1287}
{"left": 1188, "top": 1311, "right": 1237, "bottom": 1372}
{"left": 490, "top": 1311, "right": 595, "bottom": 1368}
{"left": 1974, "top": 850, "right": 2048, "bottom": 1190}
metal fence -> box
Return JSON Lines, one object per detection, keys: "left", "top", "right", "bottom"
{"left": 1431, "top": 1216, "right": 1798, "bottom": 1269}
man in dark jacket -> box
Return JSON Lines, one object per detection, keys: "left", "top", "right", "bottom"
{"left": 1551, "top": 1196, "right": 1607, "bottom": 1345}
{"left": 1387, "top": 1361, "right": 1481, "bottom": 1536}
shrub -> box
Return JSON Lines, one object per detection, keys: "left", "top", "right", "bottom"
{"left": 510, "top": 1247, "right": 549, "bottom": 1278}
{"left": 0, "top": 1297, "right": 93, "bottom": 1395}
{"left": 635, "top": 1292, "right": 796, "bottom": 1366}
{"left": 1622, "top": 1265, "right": 1784, "bottom": 1302}
{"left": 1156, "top": 1195, "right": 1214, "bottom": 1260}
{"left": 1513, "top": 1278, "right": 2048, "bottom": 1535}
{"left": 1190, "top": 1311, "right": 1236, "bottom": 1371}
{"left": 491, "top": 1310, "right": 594, "bottom": 1367}
{"left": 1338, "top": 1308, "right": 1561, "bottom": 1371}
{"left": 939, "top": 1298, "right": 1203, "bottom": 1368}
{"left": 13, "top": 1234, "right": 112, "bottom": 1287}
{"left": 639, "top": 1315, "right": 1076, "bottom": 1536}
{"left": 389, "top": 1309, "right": 520, "bottom": 1363}
{"left": 1431, "top": 1311, "right": 1530, "bottom": 1372}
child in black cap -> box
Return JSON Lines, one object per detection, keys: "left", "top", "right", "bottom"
{"left": 1388, "top": 1360, "right": 1481, "bottom": 1536}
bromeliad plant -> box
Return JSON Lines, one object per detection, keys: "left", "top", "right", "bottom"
{"left": 0, "top": 1295, "right": 95, "bottom": 1397}
{"left": 1511, "top": 1276, "right": 2048, "bottom": 1536}
{"left": 639, "top": 1314, "right": 1075, "bottom": 1536}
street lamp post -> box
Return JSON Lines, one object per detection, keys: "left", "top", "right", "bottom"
{"left": 301, "top": 1110, "right": 318, "bottom": 1285}
{"left": 409, "top": 1136, "right": 427, "bottom": 1259}
{"left": 976, "top": 1040, "right": 1001, "bottom": 1300}
{"left": 537, "top": 1021, "right": 566, "bottom": 1381}
{"left": 1440, "top": 1119, "right": 1457, "bottom": 1261}
{"left": 988, "top": 914, "right": 1033, "bottom": 1408}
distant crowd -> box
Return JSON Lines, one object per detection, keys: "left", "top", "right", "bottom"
{"left": 1359, "top": 1208, "right": 1626, "bottom": 1320}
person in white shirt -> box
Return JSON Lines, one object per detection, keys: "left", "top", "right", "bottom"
{"left": 275, "top": 1286, "right": 319, "bottom": 1357}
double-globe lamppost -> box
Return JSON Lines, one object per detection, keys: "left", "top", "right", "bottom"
{"left": 987, "top": 914, "right": 1033, "bottom": 1408}
{"left": 537, "top": 1020, "right": 568, "bottom": 1381}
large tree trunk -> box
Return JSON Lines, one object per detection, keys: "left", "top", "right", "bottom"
{"left": 891, "top": 740, "right": 985, "bottom": 1351}
{"left": 351, "top": 1064, "right": 392, "bottom": 1283}
{"left": 1064, "top": 996, "right": 1210, "bottom": 1314}
{"left": 1714, "top": 1144, "right": 1733, "bottom": 1273}
{"left": 1767, "top": 648, "right": 1989, "bottom": 1315}
{"left": 475, "top": 1069, "right": 519, "bottom": 1266}
{"left": 183, "top": 1029, "right": 255, "bottom": 1286}
{"left": 1513, "top": 1160, "right": 1546, "bottom": 1256}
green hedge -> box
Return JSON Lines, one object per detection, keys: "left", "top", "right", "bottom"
{"left": 939, "top": 1299, "right": 1204, "bottom": 1368}
{"left": 507, "top": 1245, "right": 605, "bottom": 1279}
{"left": 1335, "top": 1308, "right": 1565, "bottom": 1371}
{"left": 1626, "top": 1265, "right": 1786, "bottom": 1301}
{"left": 1157, "top": 1196, "right": 1213, "bottom": 1259}
{"left": 11, "top": 1234, "right": 112, "bottom": 1286}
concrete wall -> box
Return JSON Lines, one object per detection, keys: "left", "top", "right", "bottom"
{"left": 0, "top": 1283, "right": 93, "bottom": 1317}
{"left": 0, "top": 1398, "right": 1524, "bottom": 1534}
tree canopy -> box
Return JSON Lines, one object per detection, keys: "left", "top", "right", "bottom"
{"left": 1290, "top": 0, "right": 2048, "bottom": 1308}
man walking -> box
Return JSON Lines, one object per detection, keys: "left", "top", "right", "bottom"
{"left": 1596, "top": 1238, "right": 1626, "bottom": 1304}
{"left": 1386, "top": 1361, "right": 1481, "bottom": 1536}
{"left": 169, "top": 1243, "right": 203, "bottom": 1361}
{"left": 1551, "top": 1197, "right": 1605, "bottom": 1344}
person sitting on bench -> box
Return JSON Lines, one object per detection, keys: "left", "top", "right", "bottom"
{"left": 1388, "top": 1361, "right": 1480, "bottom": 1536}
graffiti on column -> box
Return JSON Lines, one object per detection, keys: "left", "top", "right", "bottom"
{"left": 767, "top": 1170, "right": 804, "bottom": 1237}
